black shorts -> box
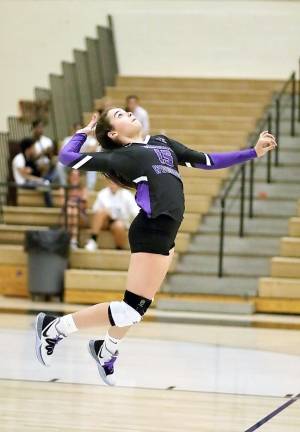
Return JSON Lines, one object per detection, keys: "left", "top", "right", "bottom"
{"left": 128, "top": 210, "right": 182, "bottom": 256}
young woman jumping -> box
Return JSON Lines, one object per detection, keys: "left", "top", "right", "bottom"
{"left": 35, "top": 109, "right": 277, "bottom": 386}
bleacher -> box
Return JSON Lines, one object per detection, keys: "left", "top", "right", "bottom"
{"left": 258, "top": 199, "right": 300, "bottom": 313}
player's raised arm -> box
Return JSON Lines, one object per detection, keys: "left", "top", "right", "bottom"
{"left": 167, "top": 131, "right": 277, "bottom": 170}
{"left": 59, "top": 113, "right": 112, "bottom": 172}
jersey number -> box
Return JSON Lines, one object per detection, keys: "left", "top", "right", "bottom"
{"left": 154, "top": 149, "right": 173, "bottom": 167}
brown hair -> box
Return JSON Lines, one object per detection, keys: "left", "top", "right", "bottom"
{"left": 95, "top": 108, "right": 135, "bottom": 189}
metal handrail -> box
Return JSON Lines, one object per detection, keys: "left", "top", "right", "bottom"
{"left": 218, "top": 112, "right": 273, "bottom": 277}
{"left": 218, "top": 66, "right": 299, "bottom": 278}
{"left": 274, "top": 72, "right": 296, "bottom": 165}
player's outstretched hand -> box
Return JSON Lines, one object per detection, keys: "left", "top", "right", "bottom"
{"left": 254, "top": 131, "right": 277, "bottom": 158}
{"left": 77, "top": 113, "right": 99, "bottom": 136}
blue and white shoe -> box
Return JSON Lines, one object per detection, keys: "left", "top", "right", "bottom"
{"left": 88, "top": 339, "right": 118, "bottom": 386}
{"left": 35, "top": 312, "right": 65, "bottom": 367}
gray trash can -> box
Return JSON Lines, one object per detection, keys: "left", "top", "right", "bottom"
{"left": 25, "top": 229, "right": 70, "bottom": 299}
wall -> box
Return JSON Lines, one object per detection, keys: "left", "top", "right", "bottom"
{"left": 0, "top": 0, "right": 300, "bottom": 130}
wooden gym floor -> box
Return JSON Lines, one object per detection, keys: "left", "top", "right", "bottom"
{"left": 1, "top": 302, "right": 300, "bottom": 431}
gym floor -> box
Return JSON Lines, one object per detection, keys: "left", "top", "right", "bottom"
{"left": 1, "top": 299, "right": 300, "bottom": 431}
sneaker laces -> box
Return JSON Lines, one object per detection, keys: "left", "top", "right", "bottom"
{"left": 45, "top": 335, "right": 63, "bottom": 355}
{"left": 103, "top": 355, "right": 117, "bottom": 376}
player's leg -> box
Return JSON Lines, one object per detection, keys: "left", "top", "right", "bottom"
{"left": 35, "top": 248, "right": 174, "bottom": 373}
{"left": 88, "top": 247, "right": 175, "bottom": 385}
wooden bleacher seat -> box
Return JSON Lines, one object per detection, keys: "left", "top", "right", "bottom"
{"left": 114, "top": 76, "right": 283, "bottom": 92}
{"left": 2, "top": 206, "right": 202, "bottom": 234}
{"left": 280, "top": 237, "right": 300, "bottom": 258}
{"left": 270, "top": 257, "right": 300, "bottom": 278}
{"left": 288, "top": 218, "right": 300, "bottom": 237}
{"left": 0, "top": 244, "right": 178, "bottom": 300}
{"left": 0, "top": 223, "right": 190, "bottom": 253}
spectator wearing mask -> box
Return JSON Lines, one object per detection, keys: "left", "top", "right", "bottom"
{"left": 85, "top": 180, "right": 139, "bottom": 251}
{"left": 125, "top": 95, "right": 150, "bottom": 137}
{"left": 12, "top": 137, "right": 53, "bottom": 207}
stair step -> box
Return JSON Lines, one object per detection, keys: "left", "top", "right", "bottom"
{"left": 228, "top": 181, "right": 300, "bottom": 200}
{"left": 253, "top": 165, "right": 300, "bottom": 182}
{"left": 208, "top": 199, "right": 297, "bottom": 218}
{"left": 177, "top": 254, "right": 270, "bottom": 277}
{"left": 259, "top": 277, "right": 300, "bottom": 298}
{"left": 199, "top": 215, "right": 289, "bottom": 237}
{"left": 166, "top": 274, "right": 258, "bottom": 296}
{"left": 157, "top": 298, "right": 255, "bottom": 315}
{"left": 280, "top": 237, "right": 300, "bottom": 257}
{"left": 189, "top": 235, "right": 280, "bottom": 256}
{"left": 289, "top": 218, "right": 300, "bottom": 237}
{"left": 271, "top": 257, "right": 300, "bottom": 278}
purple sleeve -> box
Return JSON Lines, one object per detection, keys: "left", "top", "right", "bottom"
{"left": 59, "top": 133, "right": 87, "bottom": 166}
{"left": 195, "top": 148, "right": 257, "bottom": 170}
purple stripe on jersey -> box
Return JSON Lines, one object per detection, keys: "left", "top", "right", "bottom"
{"left": 59, "top": 133, "right": 87, "bottom": 166}
{"left": 135, "top": 182, "right": 152, "bottom": 217}
{"left": 195, "top": 148, "right": 257, "bottom": 170}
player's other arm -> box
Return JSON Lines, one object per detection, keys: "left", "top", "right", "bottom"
{"left": 167, "top": 132, "right": 277, "bottom": 170}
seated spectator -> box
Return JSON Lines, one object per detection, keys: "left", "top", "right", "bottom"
{"left": 12, "top": 137, "right": 53, "bottom": 207}
{"left": 59, "top": 122, "right": 99, "bottom": 190}
{"left": 85, "top": 180, "right": 139, "bottom": 251}
{"left": 125, "top": 95, "right": 150, "bottom": 137}
{"left": 61, "top": 170, "right": 88, "bottom": 249}
{"left": 32, "top": 119, "right": 55, "bottom": 176}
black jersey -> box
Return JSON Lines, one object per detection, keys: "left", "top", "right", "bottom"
{"left": 60, "top": 132, "right": 257, "bottom": 221}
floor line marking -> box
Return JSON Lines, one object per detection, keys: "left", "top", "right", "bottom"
{"left": 244, "top": 393, "right": 300, "bottom": 432}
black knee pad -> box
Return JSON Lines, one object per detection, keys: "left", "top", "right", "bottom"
{"left": 108, "top": 290, "right": 152, "bottom": 327}
{"left": 123, "top": 290, "right": 152, "bottom": 316}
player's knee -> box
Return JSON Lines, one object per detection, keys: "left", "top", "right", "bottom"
{"left": 108, "top": 290, "right": 152, "bottom": 327}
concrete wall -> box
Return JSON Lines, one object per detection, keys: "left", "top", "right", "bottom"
{"left": 0, "top": 0, "right": 299, "bottom": 130}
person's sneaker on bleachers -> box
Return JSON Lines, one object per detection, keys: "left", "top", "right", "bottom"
{"left": 85, "top": 238, "right": 98, "bottom": 251}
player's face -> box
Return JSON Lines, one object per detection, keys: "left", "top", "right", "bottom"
{"left": 107, "top": 108, "right": 142, "bottom": 139}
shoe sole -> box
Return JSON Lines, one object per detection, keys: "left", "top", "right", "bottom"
{"left": 88, "top": 340, "right": 115, "bottom": 386}
{"left": 35, "top": 312, "right": 48, "bottom": 367}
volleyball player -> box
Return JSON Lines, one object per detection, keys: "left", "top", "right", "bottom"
{"left": 35, "top": 110, "right": 277, "bottom": 385}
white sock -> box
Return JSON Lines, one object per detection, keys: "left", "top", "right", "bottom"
{"left": 101, "top": 332, "right": 121, "bottom": 357}
{"left": 56, "top": 314, "right": 78, "bottom": 337}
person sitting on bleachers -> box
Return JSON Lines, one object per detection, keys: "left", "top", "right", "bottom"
{"left": 12, "top": 137, "right": 53, "bottom": 207}
{"left": 125, "top": 95, "right": 150, "bottom": 137}
{"left": 32, "top": 119, "right": 55, "bottom": 175}
{"left": 61, "top": 169, "right": 88, "bottom": 249}
{"left": 85, "top": 179, "right": 139, "bottom": 251}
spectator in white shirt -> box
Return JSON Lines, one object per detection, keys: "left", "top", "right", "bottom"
{"left": 12, "top": 138, "right": 53, "bottom": 206}
{"left": 32, "top": 120, "right": 54, "bottom": 174}
{"left": 85, "top": 180, "right": 139, "bottom": 251}
{"left": 125, "top": 95, "right": 150, "bottom": 137}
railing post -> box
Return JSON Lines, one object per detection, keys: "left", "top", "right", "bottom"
{"left": 267, "top": 113, "right": 272, "bottom": 183}
{"left": 291, "top": 72, "right": 296, "bottom": 137}
{"left": 298, "top": 58, "right": 300, "bottom": 122}
{"left": 248, "top": 158, "right": 254, "bottom": 218}
{"left": 239, "top": 164, "right": 245, "bottom": 237}
{"left": 218, "top": 198, "right": 225, "bottom": 278}
{"left": 275, "top": 98, "right": 280, "bottom": 166}
{"left": 64, "top": 186, "right": 68, "bottom": 230}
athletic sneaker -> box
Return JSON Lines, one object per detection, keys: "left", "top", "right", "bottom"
{"left": 88, "top": 339, "right": 118, "bottom": 386}
{"left": 35, "top": 312, "right": 66, "bottom": 367}
{"left": 85, "top": 238, "right": 98, "bottom": 251}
